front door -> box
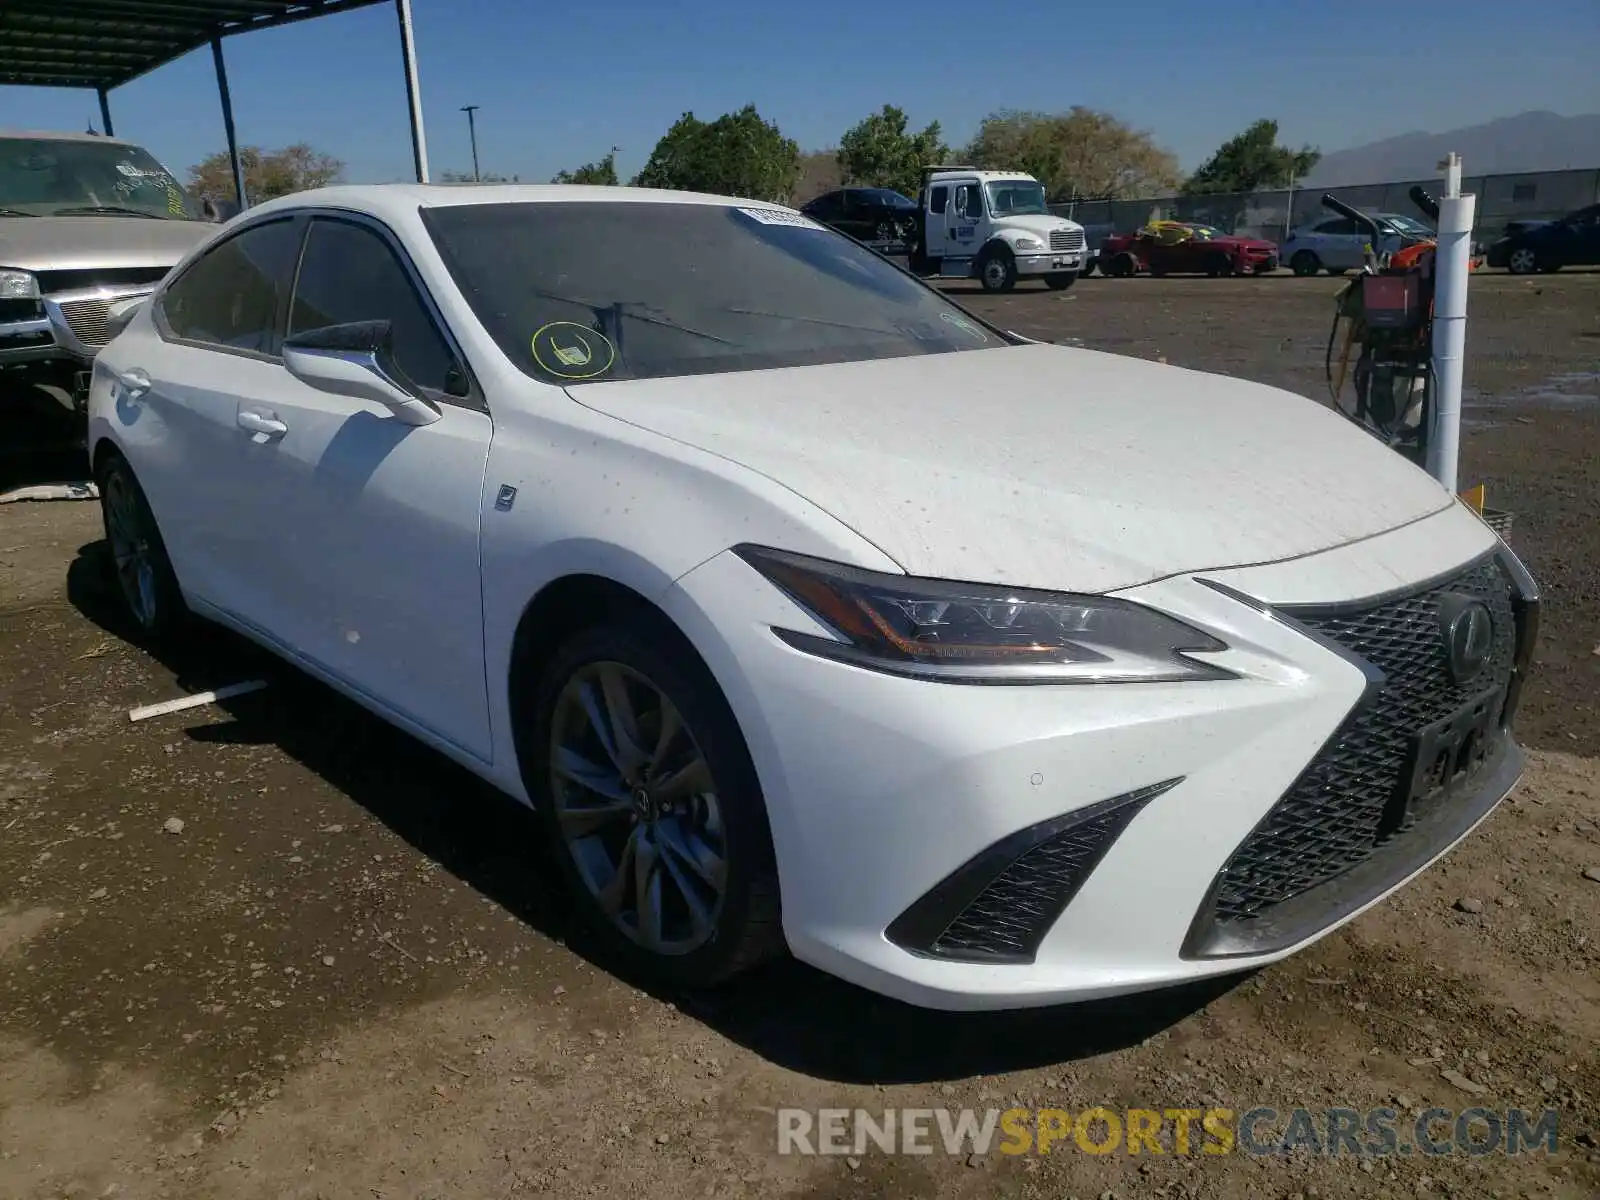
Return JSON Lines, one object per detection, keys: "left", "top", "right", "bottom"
{"left": 947, "top": 179, "right": 985, "bottom": 267}
{"left": 232, "top": 214, "right": 494, "bottom": 761}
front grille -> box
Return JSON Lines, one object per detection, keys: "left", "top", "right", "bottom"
{"left": 1208, "top": 556, "right": 1520, "bottom": 927}
{"left": 1050, "top": 228, "right": 1085, "bottom": 252}
{"left": 886, "top": 779, "right": 1179, "bottom": 963}
{"left": 57, "top": 298, "right": 112, "bottom": 349}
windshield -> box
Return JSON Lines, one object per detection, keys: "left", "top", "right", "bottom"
{"left": 1378, "top": 215, "right": 1433, "bottom": 237}
{"left": 0, "top": 136, "right": 202, "bottom": 219}
{"left": 423, "top": 201, "right": 1006, "bottom": 386}
{"left": 985, "top": 181, "right": 1049, "bottom": 216}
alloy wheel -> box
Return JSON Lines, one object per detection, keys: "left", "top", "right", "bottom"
{"left": 548, "top": 661, "right": 727, "bottom": 955}
{"left": 104, "top": 470, "right": 158, "bottom": 629}
{"left": 1508, "top": 248, "right": 1537, "bottom": 274}
{"left": 983, "top": 258, "right": 1008, "bottom": 289}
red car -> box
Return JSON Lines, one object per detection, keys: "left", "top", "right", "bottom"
{"left": 1100, "top": 221, "right": 1279, "bottom": 277}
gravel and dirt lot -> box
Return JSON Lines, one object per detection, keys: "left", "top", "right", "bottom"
{"left": 2, "top": 271, "right": 1597, "bottom": 1200}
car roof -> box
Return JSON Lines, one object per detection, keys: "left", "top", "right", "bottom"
{"left": 0, "top": 127, "right": 146, "bottom": 149}
{"left": 243, "top": 183, "right": 798, "bottom": 224}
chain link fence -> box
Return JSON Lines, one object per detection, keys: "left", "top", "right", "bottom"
{"left": 1051, "top": 168, "right": 1600, "bottom": 243}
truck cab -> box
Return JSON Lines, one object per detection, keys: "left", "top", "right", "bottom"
{"left": 907, "top": 167, "right": 1087, "bottom": 292}
{"left": 1, "top": 129, "right": 218, "bottom": 420}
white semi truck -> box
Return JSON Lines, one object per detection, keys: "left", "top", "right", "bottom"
{"left": 905, "top": 166, "right": 1087, "bottom": 292}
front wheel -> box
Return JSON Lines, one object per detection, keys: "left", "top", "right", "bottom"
{"left": 1043, "top": 272, "right": 1077, "bottom": 291}
{"left": 1507, "top": 247, "right": 1539, "bottom": 274}
{"left": 97, "top": 452, "right": 187, "bottom": 640}
{"left": 1290, "top": 250, "right": 1321, "bottom": 277}
{"left": 978, "top": 246, "right": 1017, "bottom": 293}
{"left": 529, "top": 620, "right": 784, "bottom": 988}
{"left": 1206, "top": 254, "right": 1235, "bottom": 278}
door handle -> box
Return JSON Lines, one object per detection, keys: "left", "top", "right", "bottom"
{"left": 237, "top": 409, "right": 288, "bottom": 438}
{"left": 113, "top": 367, "right": 151, "bottom": 398}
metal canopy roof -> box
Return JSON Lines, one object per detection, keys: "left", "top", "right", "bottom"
{"left": 0, "top": 0, "right": 388, "bottom": 91}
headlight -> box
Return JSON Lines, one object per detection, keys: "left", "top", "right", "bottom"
{"left": 0, "top": 269, "right": 40, "bottom": 300}
{"left": 736, "top": 546, "right": 1234, "bottom": 684}
{"left": 1012, "top": 236, "right": 1044, "bottom": 252}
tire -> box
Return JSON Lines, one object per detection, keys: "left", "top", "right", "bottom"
{"left": 1110, "top": 252, "right": 1138, "bottom": 278}
{"left": 872, "top": 220, "right": 893, "bottom": 243}
{"left": 1507, "top": 246, "right": 1539, "bottom": 275}
{"left": 528, "top": 619, "right": 783, "bottom": 989}
{"left": 977, "top": 244, "right": 1017, "bottom": 293}
{"left": 1206, "top": 253, "right": 1234, "bottom": 278}
{"left": 1043, "top": 272, "right": 1077, "bottom": 291}
{"left": 96, "top": 451, "right": 187, "bottom": 640}
{"left": 1290, "top": 250, "right": 1321, "bottom": 277}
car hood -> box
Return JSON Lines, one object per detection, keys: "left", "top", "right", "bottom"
{"left": 0, "top": 216, "right": 213, "bottom": 275}
{"left": 567, "top": 344, "right": 1453, "bottom": 594}
{"left": 994, "top": 214, "right": 1082, "bottom": 237}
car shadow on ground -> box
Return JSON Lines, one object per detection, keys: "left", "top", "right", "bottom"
{"left": 65, "top": 538, "right": 1246, "bottom": 1086}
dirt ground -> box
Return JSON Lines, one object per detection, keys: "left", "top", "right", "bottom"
{"left": 1, "top": 272, "right": 1596, "bottom": 1200}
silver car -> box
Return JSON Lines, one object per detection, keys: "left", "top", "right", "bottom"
{"left": 1, "top": 129, "right": 216, "bottom": 419}
{"left": 1281, "top": 212, "right": 1434, "bottom": 276}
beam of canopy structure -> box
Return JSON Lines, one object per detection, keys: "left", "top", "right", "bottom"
{"left": 0, "top": 0, "right": 431, "bottom": 205}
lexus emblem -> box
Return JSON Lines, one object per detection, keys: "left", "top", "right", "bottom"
{"left": 1439, "top": 595, "right": 1495, "bottom": 683}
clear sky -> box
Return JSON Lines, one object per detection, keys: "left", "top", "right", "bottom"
{"left": 3, "top": 0, "right": 1596, "bottom": 186}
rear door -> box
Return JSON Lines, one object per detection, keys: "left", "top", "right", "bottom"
{"left": 923, "top": 183, "right": 951, "bottom": 259}
{"left": 122, "top": 214, "right": 306, "bottom": 619}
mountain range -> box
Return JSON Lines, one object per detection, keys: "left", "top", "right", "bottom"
{"left": 1301, "top": 111, "right": 1600, "bottom": 187}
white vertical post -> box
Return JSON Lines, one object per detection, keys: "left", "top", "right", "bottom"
{"left": 1428, "top": 152, "right": 1474, "bottom": 493}
{"left": 395, "top": 0, "right": 430, "bottom": 183}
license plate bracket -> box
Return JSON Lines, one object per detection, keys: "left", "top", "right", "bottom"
{"left": 1398, "top": 687, "right": 1505, "bottom": 823}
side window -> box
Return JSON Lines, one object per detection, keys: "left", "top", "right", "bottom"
{"left": 929, "top": 186, "right": 948, "bottom": 215}
{"left": 160, "top": 218, "right": 302, "bottom": 354}
{"left": 289, "top": 218, "right": 461, "bottom": 395}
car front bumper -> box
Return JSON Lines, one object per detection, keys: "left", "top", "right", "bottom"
{"left": 1014, "top": 251, "right": 1083, "bottom": 276}
{"left": 0, "top": 284, "right": 155, "bottom": 373}
{"left": 662, "top": 503, "right": 1536, "bottom": 1010}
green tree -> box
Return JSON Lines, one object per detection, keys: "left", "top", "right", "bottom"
{"left": 552, "top": 151, "right": 619, "bottom": 185}
{"left": 188, "top": 143, "right": 343, "bottom": 203}
{"left": 1183, "top": 119, "right": 1320, "bottom": 194}
{"left": 836, "top": 105, "right": 947, "bottom": 197}
{"left": 964, "top": 109, "right": 1181, "bottom": 200}
{"left": 633, "top": 106, "right": 799, "bottom": 201}
{"left": 792, "top": 148, "right": 843, "bottom": 205}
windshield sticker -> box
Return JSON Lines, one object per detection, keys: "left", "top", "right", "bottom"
{"left": 531, "top": 322, "right": 616, "bottom": 380}
{"left": 939, "top": 311, "right": 989, "bottom": 343}
{"left": 735, "top": 206, "right": 825, "bottom": 231}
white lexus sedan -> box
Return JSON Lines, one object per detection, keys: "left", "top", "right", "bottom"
{"left": 87, "top": 185, "right": 1539, "bottom": 1011}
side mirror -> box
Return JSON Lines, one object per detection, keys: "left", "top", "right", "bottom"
{"left": 281, "top": 320, "right": 441, "bottom": 426}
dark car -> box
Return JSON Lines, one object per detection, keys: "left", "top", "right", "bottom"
{"left": 1487, "top": 202, "right": 1600, "bottom": 274}
{"left": 799, "top": 187, "right": 919, "bottom": 247}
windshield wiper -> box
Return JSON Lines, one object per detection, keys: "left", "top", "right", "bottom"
{"left": 0, "top": 207, "right": 38, "bottom": 217}
{"left": 52, "top": 205, "right": 167, "bottom": 219}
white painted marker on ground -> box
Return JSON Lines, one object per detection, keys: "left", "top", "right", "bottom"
{"left": 128, "top": 680, "right": 268, "bottom": 723}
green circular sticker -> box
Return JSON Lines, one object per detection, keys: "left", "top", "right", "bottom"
{"left": 531, "top": 321, "right": 616, "bottom": 380}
